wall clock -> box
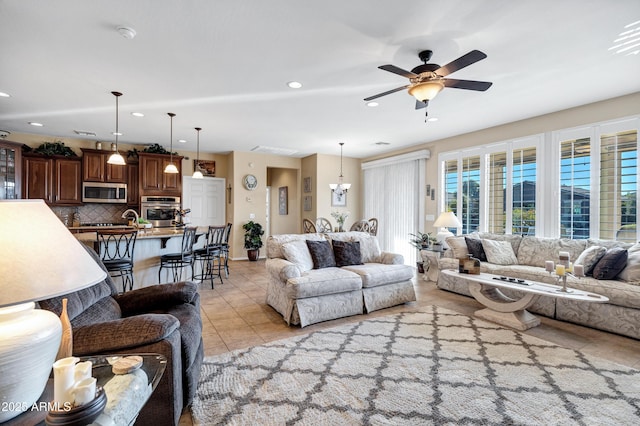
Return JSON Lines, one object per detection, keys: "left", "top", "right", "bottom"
{"left": 243, "top": 174, "right": 258, "bottom": 190}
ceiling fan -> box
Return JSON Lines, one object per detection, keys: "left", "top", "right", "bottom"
{"left": 364, "top": 49, "right": 493, "bottom": 114}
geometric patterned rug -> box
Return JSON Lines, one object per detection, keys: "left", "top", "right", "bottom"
{"left": 192, "top": 306, "right": 640, "bottom": 425}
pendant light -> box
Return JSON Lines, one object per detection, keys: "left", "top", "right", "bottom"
{"left": 107, "top": 91, "right": 126, "bottom": 165}
{"left": 164, "top": 112, "right": 179, "bottom": 173}
{"left": 329, "top": 142, "right": 351, "bottom": 195}
{"left": 192, "top": 127, "right": 203, "bottom": 179}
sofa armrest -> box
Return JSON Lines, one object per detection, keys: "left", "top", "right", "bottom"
{"left": 72, "top": 314, "right": 180, "bottom": 355}
{"left": 379, "top": 251, "right": 404, "bottom": 265}
{"left": 266, "top": 258, "right": 302, "bottom": 282}
{"left": 115, "top": 281, "right": 199, "bottom": 316}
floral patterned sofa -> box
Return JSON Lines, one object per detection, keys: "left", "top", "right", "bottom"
{"left": 424, "top": 233, "right": 640, "bottom": 339}
{"left": 266, "top": 231, "right": 416, "bottom": 327}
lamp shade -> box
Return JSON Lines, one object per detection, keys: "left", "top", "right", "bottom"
{"left": 0, "top": 200, "right": 107, "bottom": 307}
{"left": 433, "top": 211, "right": 462, "bottom": 228}
{"left": 0, "top": 200, "right": 107, "bottom": 421}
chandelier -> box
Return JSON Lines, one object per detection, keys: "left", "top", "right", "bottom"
{"left": 329, "top": 142, "right": 351, "bottom": 196}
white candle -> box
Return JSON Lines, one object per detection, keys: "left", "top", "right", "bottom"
{"left": 72, "top": 377, "right": 97, "bottom": 406}
{"left": 555, "top": 264, "right": 565, "bottom": 276}
{"left": 53, "top": 356, "right": 79, "bottom": 404}
{"left": 545, "top": 261, "right": 555, "bottom": 272}
{"left": 567, "top": 262, "right": 573, "bottom": 273}
{"left": 74, "top": 361, "right": 92, "bottom": 382}
{"left": 574, "top": 264, "right": 585, "bottom": 277}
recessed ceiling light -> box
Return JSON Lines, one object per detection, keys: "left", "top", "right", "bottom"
{"left": 28, "top": 122, "right": 43, "bottom": 127}
{"left": 366, "top": 101, "right": 379, "bottom": 107}
{"left": 178, "top": 139, "right": 187, "bottom": 143}
{"left": 111, "top": 132, "right": 123, "bottom": 136}
{"left": 427, "top": 117, "right": 439, "bottom": 122}
{"left": 287, "top": 81, "right": 303, "bottom": 89}
{"left": 131, "top": 112, "right": 144, "bottom": 117}
{"left": 0, "top": 92, "right": 10, "bottom": 98}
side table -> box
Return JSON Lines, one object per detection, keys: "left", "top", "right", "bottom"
{"left": 2, "top": 353, "right": 166, "bottom": 426}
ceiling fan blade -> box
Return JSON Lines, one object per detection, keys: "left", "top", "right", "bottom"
{"left": 415, "top": 99, "right": 429, "bottom": 110}
{"left": 363, "top": 85, "right": 410, "bottom": 101}
{"left": 378, "top": 64, "right": 418, "bottom": 79}
{"left": 436, "top": 50, "right": 487, "bottom": 76}
{"left": 443, "top": 78, "right": 493, "bottom": 91}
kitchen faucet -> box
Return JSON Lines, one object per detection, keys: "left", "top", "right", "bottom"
{"left": 122, "top": 209, "right": 139, "bottom": 226}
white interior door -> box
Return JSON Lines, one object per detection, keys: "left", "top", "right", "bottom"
{"left": 183, "top": 176, "right": 226, "bottom": 226}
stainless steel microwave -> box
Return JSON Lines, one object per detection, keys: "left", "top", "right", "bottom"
{"left": 82, "top": 182, "right": 127, "bottom": 203}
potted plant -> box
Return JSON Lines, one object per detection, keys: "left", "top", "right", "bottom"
{"left": 409, "top": 231, "right": 436, "bottom": 273}
{"left": 243, "top": 221, "right": 264, "bottom": 261}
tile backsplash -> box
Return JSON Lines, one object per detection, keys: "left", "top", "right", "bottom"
{"left": 52, "top": 204, "right": 130, "bottom": 226}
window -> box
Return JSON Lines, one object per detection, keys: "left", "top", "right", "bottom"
{"left": 560, "top": 137, "right": 591, "bottom": 239}
{"left": 438, "top": 117, "right": 639, "bottom": 240}
{"left": 511, "top": 147, "right": 537, "bottom": 236}
{"left": 599, "top": 130, "right": 637, "bottom": 242}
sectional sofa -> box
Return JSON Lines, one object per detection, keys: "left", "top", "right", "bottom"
{"left": 266, "top": 231, "right": 416, "bottom": 327}
{"left": 423, "top": 232, "right": 640, "bottom": 339}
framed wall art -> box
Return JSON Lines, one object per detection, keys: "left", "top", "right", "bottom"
{"left": 303, "top": 177, "right": 311, "bottom": 193}
{"left": 331, "top": 190, "right": 347, "bottom": 207}
{"left": 279, "top": 186, "right": 288, "bottom": 215}
{"left": 303, "top": 195, "right": 312, "bottom": 211}
{"left": 193, "top": 160, "right": 216, "bottom": 177}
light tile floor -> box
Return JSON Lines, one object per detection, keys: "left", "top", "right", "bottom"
{"left": 179, "top": 260, "right": 640, "bottom": 425}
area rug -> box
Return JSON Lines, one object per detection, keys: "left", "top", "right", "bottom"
{"left": 192, "top": 306, "right": 640, "bottom": 425}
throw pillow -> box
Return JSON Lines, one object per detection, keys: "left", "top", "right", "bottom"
{"left": 618, "top": 243, "right": 640, "bottom": 282}
{"left": 305, "top": 240, "right": 336, "bottom": 269}
{"left": 332, "top": 240, "right": 363, "bottom": 267}
{"left": 591, "top": 247, "right": 628, "bottom": 280}
{"left": 465, "top": 237, "right": 487, "bottom": 262}
{"left": 574, "top": 245, "right": 607, "bottom": 276}
{"left": 481, "top": 239, "right": 518, "bottom": 265}
{"left": 446, "top": 236, "right": 468, "bottom": 259}
{"left": 281, "top": 239, "right": 314, "bottom": 272}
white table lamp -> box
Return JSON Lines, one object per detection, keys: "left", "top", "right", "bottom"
{"left": 0, "top": 200, "right": 107, "bottom": 422}
{"left": 433, "top": 211, "right": 462, "bottom": 248}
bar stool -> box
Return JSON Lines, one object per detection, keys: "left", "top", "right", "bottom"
{"left": 220, "top": 223, "right": 232, "bottom": 277}
{"left": 193, "top": 225, "right": 225, "bottom": 288}
{"left": 97, "top": 229, "right": 138, "bottom": 292}
{"left": 158, "top": 226, "right": 197, "bottom": 283}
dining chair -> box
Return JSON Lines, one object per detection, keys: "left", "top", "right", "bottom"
{"left": 349, "top": 220, "right": 371, "bottom": 233}
{"left": 315, "top": 217, "right": 333, "bottom": 233}
{"left": 368, "top": 218, "right": 378, "bottom": 236}
{"left": 303, "top": 218, "right": 317, "bottom": 233}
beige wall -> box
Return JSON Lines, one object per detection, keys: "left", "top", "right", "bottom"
{"left": 313, "top": 153, "right": 361, "bottom": 231}
{"left": 268, "top": 168, "right": 299, "bottom": 235}
{"left": 362, "top": 91, "right": 640, "bottom": 236}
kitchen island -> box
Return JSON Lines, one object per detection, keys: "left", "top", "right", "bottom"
{"left": 75, "top": 227, "right": 207, "bottom": 289}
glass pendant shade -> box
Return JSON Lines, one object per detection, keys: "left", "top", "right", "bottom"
{"left": 408, "top": 80, "right": 444, "bottom": 102}
{"left": 107, "top": 91, "right": 126, "bottom": 165}
{"left": 192, "top": 127, "right": 203, "bottom": 179}
{"left": 164, "top": 112, "right": 178, "bottom": 173}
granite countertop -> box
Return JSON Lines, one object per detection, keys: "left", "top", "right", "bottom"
{"left": 75, "top": 226, "right": 206, "bottom": 242}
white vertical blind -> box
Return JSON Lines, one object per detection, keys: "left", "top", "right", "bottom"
{"left": 363, "top": 151, "right": 428, "bottom": 265}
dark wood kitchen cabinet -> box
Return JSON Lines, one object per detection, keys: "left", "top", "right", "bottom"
{"left": 23, "top": 153, "right": 82, "bottom": 205}
{"left": 81, "top": 148, "right": 127, "bottom": 183}
{"left": 139, "top": 152, "right": 183, "bottom": 197}
{"left": 0, "top": 140, "right": 22, "bottom": 199}
{"left": 127, "top": 162, "right": 139, "bottom": 206}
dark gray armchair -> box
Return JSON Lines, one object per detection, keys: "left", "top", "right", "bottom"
{"left": 38, "top": 246, "right": 203, "bottom": 426}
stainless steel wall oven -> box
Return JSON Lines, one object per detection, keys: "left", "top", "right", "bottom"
{"left": 140, "top": 196, "right": 180, "bottom": 228}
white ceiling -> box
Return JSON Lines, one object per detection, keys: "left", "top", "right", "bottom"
{"left": 1, "top": 0, "right": 639, "bottom": 159}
